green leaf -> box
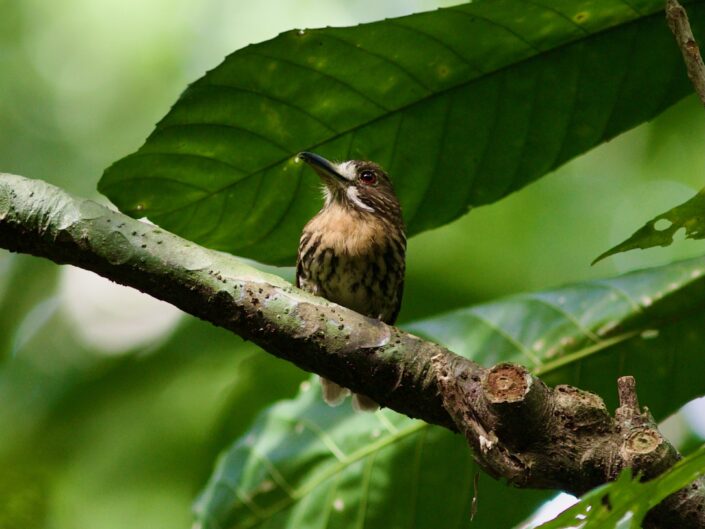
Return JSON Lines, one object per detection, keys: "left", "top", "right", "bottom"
{"left": 194, "top": 258, "right": 705, "bottom": 528}
{"left": 409, "top": 256, "right": 705, "bottom": 419}
{"left": 533, "top": 444, "right": 705, "bottom": 529}
{"left": 100, "top": 0, "right": 705, "bottom": 265}
{"left": 593, "top": 188, "right": 705, "bottom": 264}
{"left": 194, "top": 379, "right": 550, "bottom": 529}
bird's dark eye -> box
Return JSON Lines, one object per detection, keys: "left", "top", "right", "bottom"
{"left": 359, "top": 170, "right": 377, "bottom": 185}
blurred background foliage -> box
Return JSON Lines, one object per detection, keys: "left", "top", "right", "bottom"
{"left": 0, "top": 0, "right": 703, "bottom": 528}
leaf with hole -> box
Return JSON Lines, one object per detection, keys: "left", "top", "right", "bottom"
{"left": 593, "top": 188, "right": 705, "bottom": 264}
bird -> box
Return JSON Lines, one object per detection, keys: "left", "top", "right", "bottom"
{"left": 296, "top": 151, "right": 406, "bottom": 411}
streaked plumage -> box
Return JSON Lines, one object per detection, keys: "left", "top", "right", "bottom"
{"left": 296, "top": 152, "right": 406, "bottom": 411}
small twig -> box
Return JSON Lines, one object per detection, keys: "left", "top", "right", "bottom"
{"left": 618, "top": 375, "right": 640, "bottom": 412}
{"left": 666, "top": 0, "right": 705, "bottom": 107}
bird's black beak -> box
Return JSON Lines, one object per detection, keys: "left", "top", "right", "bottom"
{"left": 298, "top": 152, "right": 348, "bottom": 185}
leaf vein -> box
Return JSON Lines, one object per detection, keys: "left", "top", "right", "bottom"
{"left": 246, "top": 49, "right": 390, "bottom": 112}
{"left": 446, "top": 7, "right": 541, "bottom": 52}
{"left": 202, "top": 82, "right": 338, "bottom": 134}
{"left": 519, "top": 294, "right": 600, "bottom": 343}
{"left": 521, "top": 0, "right": 590, "bottom": 35}
{"left": 467, "top": 311, "right": 541, "bottom": 366}
{"left": 384, "top": 19, "right": 484, "bottom": 75}
{"left": 318, "top": 32, "right": 432, "bottom": 92}
{"left": 157, "top": 122, "right": 291, "bottom": 154}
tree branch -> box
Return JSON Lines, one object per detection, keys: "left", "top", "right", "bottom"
{"left": 0, "top": 173, "right": 703, "bottom": 528}
{"left": 667, "top": 0, "right": 705, "bottom": 107}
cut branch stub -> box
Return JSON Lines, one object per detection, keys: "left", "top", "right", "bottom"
{"left": 621, "top": 427, "right": 678, "bottom": 479}
{"left": 432, "top": 359, "right": 700, "bottom": 508}
{"left": 614, "top": 377, "right": 680, "bottom": 481}
{"left": 617, "top": 375, "right": 640, "bottom": 411}
{"left": 616, "top": 374, "right": 649, "bottom": 428}
{"left": 482, "top": 363, "right": 552, "bottom": 450}
{"left": 431, "top": 355, "right": 528, "bottom": 482}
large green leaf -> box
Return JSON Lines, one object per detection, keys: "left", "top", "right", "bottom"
{"left": 194, "top": 380, "right": 550, "bottom": 529}
{"left": 100, "top": 0, "right": 705, "bottom": 265}
{"left": 410, "top": 255, "right": 705, "bottom": 419}
{"left": 194, "top": 257, "right": 705, "bottom": 528}
{"left": 593, "top": 188, "right": 705, "bottom": 264}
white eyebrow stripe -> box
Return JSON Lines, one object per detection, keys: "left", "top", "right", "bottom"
{"left": 335, "top": 161, "right": 357, "bottom": 181}
{"left": 346, "top": 186, "right": 374, "bottom": 212}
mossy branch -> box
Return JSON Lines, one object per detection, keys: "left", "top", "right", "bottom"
{"left": 0, "top": 173, "right": 703, "bottom": 528}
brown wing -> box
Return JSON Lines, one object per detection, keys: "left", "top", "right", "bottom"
{"left": 386, "top": 277, "right": 404, "bottom": 325}
{"left": 295, "top": 254, "right": 302, "bottom": 289}
{"left": 383, "top": 231, "right": 406, "bottom": 325}
{"left": 295, "top": 229, "right": 312, "bottom": 290}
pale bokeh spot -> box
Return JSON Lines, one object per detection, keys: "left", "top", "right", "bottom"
{"left": 59, "top": 265, "right": 182, "bottom": 354}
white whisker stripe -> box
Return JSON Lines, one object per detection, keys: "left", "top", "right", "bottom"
{"left": 346, "top": 186, "right": 374, "bottom": 212}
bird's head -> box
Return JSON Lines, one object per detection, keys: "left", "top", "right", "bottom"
{"left": 298, "top": 152, "right": 402, "bottom": 223}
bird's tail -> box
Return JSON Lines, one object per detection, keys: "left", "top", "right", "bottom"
{"left": 352, "top": 393, "right": 379, "bottom": 412}
{"left": 320, "top": 377, "right": 350, "bottom": 406}
{"left": 320, "top": 376, "right": 379, "bottom": 412}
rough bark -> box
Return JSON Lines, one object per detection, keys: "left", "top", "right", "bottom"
{"left": 0, "top": 173, "right": 703, "bottom": 528}
{"left": 667, "top": 0, "right": 705, "bottom": 107}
